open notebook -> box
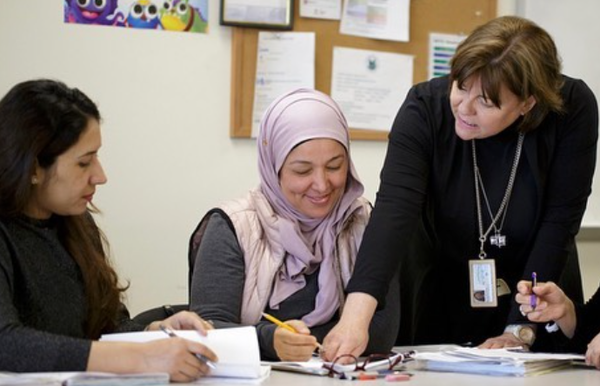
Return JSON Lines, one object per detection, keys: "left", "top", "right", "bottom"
{"left": 101, "top": 326, "right": 270, "bottom": 382}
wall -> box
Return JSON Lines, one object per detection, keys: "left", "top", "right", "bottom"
{"left": 515, "top": 0, "right": 600, "bottom": 302}
{"left": 517, "top": 0, "right": 600, "bottom": 227}
{"left": 0, "top": 0, "right": 598, "bottom": 316}
{"left": 0, "top": 0, "right": 388, "bottom": 315}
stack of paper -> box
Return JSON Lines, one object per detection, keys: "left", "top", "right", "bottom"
{"left": 414, "top": 347, "right": 585, "bottom": 377}
{"left": 101, "top": 326, "right": 270, "bottom": 382}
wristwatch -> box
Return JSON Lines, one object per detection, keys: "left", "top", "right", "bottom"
{"left": 504, "top": 324, "right": 536, "bottom": 346}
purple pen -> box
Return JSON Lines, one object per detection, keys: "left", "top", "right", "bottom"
{"left": 530, "top": 272, "right": 537, "bottom": 309}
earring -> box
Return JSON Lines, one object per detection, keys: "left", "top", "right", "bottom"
{"left": 31, "top": 176, "right": 38, "bottom": 185}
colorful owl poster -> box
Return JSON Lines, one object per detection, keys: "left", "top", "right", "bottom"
{"left": 64, "top": 0, "right": 209, "bottom": 33}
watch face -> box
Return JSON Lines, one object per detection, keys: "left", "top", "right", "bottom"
{"left": 519, "top": 326, "right": 535, "bottom": 344}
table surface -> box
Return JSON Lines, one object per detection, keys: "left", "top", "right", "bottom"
{"left": 185, "top": 365, "right": 600, "bottom": 385}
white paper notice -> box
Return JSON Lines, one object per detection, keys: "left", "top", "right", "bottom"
{"left": 252, "top": 32, "right": 315, "bottom": 137}
{"left": 429, "top": 32, "right": 465, "bottom": 79}
{"left": 224, "top": 0, "right": 290, "bottom": 25}
{"left": 300, "top": 0, "right": 342, "bottom": 20}
{"left": 340, "top": 0, "right": 410, "bottom": 42}
{"left": 331, "top": 47, "right": 413, "bottom": 132}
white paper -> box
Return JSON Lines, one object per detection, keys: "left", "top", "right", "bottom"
{"left": 340, "top": 0, "right": 410, "bottom": 42}
{"left": 331, "top": 46, "right": 413, "bottom": 131}
{"left": 428, "top": 33, "right": 465, "bottom": 79}
{"left": 223, "top": 0, "right": 290, "bottom": 25}
{"left": 0, "top": 372, "right": 169, "bottom": 386}
{"left": 414, "top": 347, "right": 585, "bottom": 376}
{"left": 101, "top": 327, "right": 269, "bottom": 381}
{"left": 251, "top": 32, "right": 315, "bottom": 137}
{"left": 300, "top": 0, "right": 342, "bottom": 20}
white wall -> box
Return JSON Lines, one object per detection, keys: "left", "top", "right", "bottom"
{"left": 1, "top": 0, "right": 598, "bottom": 316}
{"left": 516, "top": 0, "right": 600, "bottom": 227}
{"left": 0, "top": 0, "right": 388, "bottom": 315}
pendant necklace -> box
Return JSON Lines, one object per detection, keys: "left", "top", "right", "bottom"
{"left": 472, "top": 132, "right": 525, "bottom": 257}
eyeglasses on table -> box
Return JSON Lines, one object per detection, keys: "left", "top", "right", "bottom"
{"left": 322, "top": 351, "right": 415, "bottom": 379}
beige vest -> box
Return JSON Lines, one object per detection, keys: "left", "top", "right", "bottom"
{"left": 218, "top": 190, "right": 371, "bottom": 325}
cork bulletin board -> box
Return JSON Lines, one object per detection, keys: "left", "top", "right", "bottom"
{"left": 229, "top": 0, "right": 497, "bottom": 140}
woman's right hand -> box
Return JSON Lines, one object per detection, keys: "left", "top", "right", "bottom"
{"left": 136, "top": 338, "right": 218, "bottom": 382}
{"left": 515, "top": 280, "right": 576, "bottom": 338}
{"left": 321, "top": 292, "right": 376, "bottom": 363}
{"left": 273, "top": 319, "right": 318, "bottom": 361}
{"left": 89, "top": 338, "right": 218, "bottom": 383}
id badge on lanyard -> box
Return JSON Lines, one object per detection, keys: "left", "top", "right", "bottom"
{"left": 469, "top": 259, "right": 498, "bottom": 308}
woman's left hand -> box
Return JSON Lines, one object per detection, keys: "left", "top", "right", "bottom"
{"left": 147, "top": 311, "right": 214, "bottom": 336}
{"left": 586, "top": 332, "right": 600, "bottom": 369}
{"left": 478, "top": 332, "right": 525, "bottom": 349}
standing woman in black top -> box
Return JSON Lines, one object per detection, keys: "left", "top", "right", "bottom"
{"left": 322, "top": 15, "right": 598, "bottom": 360}
{"left": 0, "top": 79, "right": 216, "bottom": 382}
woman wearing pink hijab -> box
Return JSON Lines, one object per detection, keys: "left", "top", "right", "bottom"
{"left": 189, "top": 88, "right": 399, "bottom": 361}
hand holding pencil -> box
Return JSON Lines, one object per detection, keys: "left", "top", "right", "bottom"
{"left": 262, "top": 313, "right": 323, "bottom": 362}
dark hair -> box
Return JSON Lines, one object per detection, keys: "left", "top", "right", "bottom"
{"left": 0, "top": 79, "right": 126, "bottom": 338}
{"left": 450, "top": 16, "right": 564, "bottom": 132}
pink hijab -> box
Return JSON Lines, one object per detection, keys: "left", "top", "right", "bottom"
{"left": 256, "top": 88, "right": 364, "bottom": 326}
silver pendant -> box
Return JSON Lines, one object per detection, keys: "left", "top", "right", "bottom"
{"left": 490, "top": 233, "right": 506, "bottom": 248}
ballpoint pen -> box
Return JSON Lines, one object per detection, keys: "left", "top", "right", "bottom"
{"left": 530, "top": 272, "right": 537, "bottom": 309}
{"left": 262, "top": 313, "right": 324, "bottom": 351}
{"left": 159, "top": 324, "right": 216, "bottom": 370}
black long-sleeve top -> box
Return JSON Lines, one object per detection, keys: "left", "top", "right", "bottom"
{"left": 569, "top": 284, "right": 600, "bottom": 352}
{"left": 346, "top": 75, "right": 598, "bottom": 346}
{"left": 0, "top": 216, "right": 143, "bottom": 372}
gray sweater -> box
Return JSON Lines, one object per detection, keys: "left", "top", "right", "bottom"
{"left": 190, "top": 212, "right": 400, "bottom": 361}
{"left": 0, "top": 216, "right": 142, "bottom": 372}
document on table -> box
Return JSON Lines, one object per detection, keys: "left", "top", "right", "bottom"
{"left": 414, "top": 347, "right": 585, "bottom": 376}
{"left": 331, "top": 46, "right": 413, "bottom": 132}
{"left": 340, "top": 0, "right": 410, "bottom": 42}
{"left": 0, "top": 372, "right": 169, "bottom": 386}
{"left": 101, "top": 326, "right": 270, "bottom": 383}
{"left": 251, "top": 31, "right": 315, "bottom": 137}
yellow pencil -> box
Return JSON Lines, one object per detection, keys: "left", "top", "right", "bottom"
{"left": 262, "top": 312, "right": 297, "bottom": 332}
{"left": 262, "top": 313, "right": 324, "bottom": 351}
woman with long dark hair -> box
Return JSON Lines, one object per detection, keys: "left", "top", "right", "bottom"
{"left": 0, "top": 79, "right": 216, "bottom": 382}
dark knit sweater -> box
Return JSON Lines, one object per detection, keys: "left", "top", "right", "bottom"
{"left": 0, "top": 216, "right": 141, "bottom": 372}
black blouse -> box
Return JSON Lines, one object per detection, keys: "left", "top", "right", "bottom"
{"left": 347, "top": 75, "right": 598, "bottom": 346}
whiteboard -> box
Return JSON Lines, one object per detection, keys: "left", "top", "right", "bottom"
{"left": 518, "top": 0, "right": 600, "bottom": 227}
